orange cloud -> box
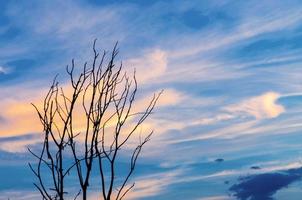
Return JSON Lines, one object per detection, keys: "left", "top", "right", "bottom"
{"left": 225, "top": 92, "right": 285, "bottom": 119}
{"left": 0, "top": 79, "right": 186, "bottom": 153}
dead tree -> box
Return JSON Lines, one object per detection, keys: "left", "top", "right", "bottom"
{"left": 29, "top": 40, "right": 162, "bottom": 200}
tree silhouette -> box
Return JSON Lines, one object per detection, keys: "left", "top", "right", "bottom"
{"left": 28, "top": 40, "right": 162, "bottom": 200}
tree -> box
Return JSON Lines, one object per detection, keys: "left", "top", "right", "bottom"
{"left": 28, "top": 40, "right": 162, "bottom": 200}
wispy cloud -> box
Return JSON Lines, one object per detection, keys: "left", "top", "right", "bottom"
{"left": 0, "top": 134, "right": 40, "bottom": 153}
{"left": 0, "top": 191, "right": 40, "bottom": 200}
{"left": 1, "top": 1, "right": 302, "bottom": 199}
{"left": 0, "top": 66, "right": 5, "bottom": 74}
{"left": 181, "top": 161, "right": 302, "bottom": 183}
{"left": 0, "top": 66, "right": 9, "bottom": 74}
{"left": 225, "top": 92, "right": 285, "bottom": 120}
{"left": 198, "top": 196, "right": 233, "bottom": 200}
{"left": 126, "top": 49, "right": 167, "bottom": 84}
{"left": 168, "top": 4, "right": 302, "bottom": 58}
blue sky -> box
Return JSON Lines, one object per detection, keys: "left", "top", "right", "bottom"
{"left": 1, "top": 0, "right": 302, "bottom": 199}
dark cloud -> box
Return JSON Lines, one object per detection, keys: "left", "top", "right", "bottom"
{"left": 230, "top": 167, "right": 302, "bottom": 200}
{"left": 215, "top": 158, "right": 224, "bottom": 163}
{"left": 250, "top": 166, "right": 261, "bottom": 170}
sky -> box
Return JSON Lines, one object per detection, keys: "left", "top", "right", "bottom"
{"left": 1, "top": 0, "right": 302, "bottom": 199}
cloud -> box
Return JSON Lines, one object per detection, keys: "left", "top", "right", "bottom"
{"left": 169, "top": 109, "right": 302, "bottom": 146}
{"left": 229, "top": 167, "right": 302, "bottom": 200}
{"left": 0, "top": 191, "right": 40, "bottom": 200}
{"left": 168, "top": 6, "right": 302, "bottom": 58}
{"left": 0, "top": 133, "right": 40, "bottom": 153}
{"left": 193, "top": 161, "right": 302, "bottom": 181}
{"left": 126, "top": 49, "right": 167, "bottom": 84}
{"left": 156, "top": 161, "right": 302, "bottom": 196}
{"left": 225, "top": 92, "right": 285, "bottom": 120}
{"left": 0, "top": 99, "right": 42, "bottom": 137}
{"left": 6, "top": 1, "right": 118, "bottom": 36}
{"left": 0, "top": 88, "right": 46, "bottom": 138}
{"left": 171, "top": 120, "right": 257, "bottom": 143}
{"left": 87, "top": 169, "right": 184, "bottom": 200}
{"left": 199, "top": 196, "right": 232, "bottom": 200}
{"left": 133, "top": 88, "right": 183, "bottom": 112}
{"left": 2, "top": 1, "right": 302, "bottom": 198}
{"left": 199, "top": 170, "right": 239, "bottom": 180}
{"left": 0, "top": 80, "right": 186, "bottom": 153}
{"left": 191, "top": 114, "right": 235, "bottom": 126}
{"left": 0, "top": 66, "right": 8, "bottom": 74}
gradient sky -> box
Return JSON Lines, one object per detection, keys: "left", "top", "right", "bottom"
{"left": 1, "top": 1, "right": 302, "bottom": 200}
